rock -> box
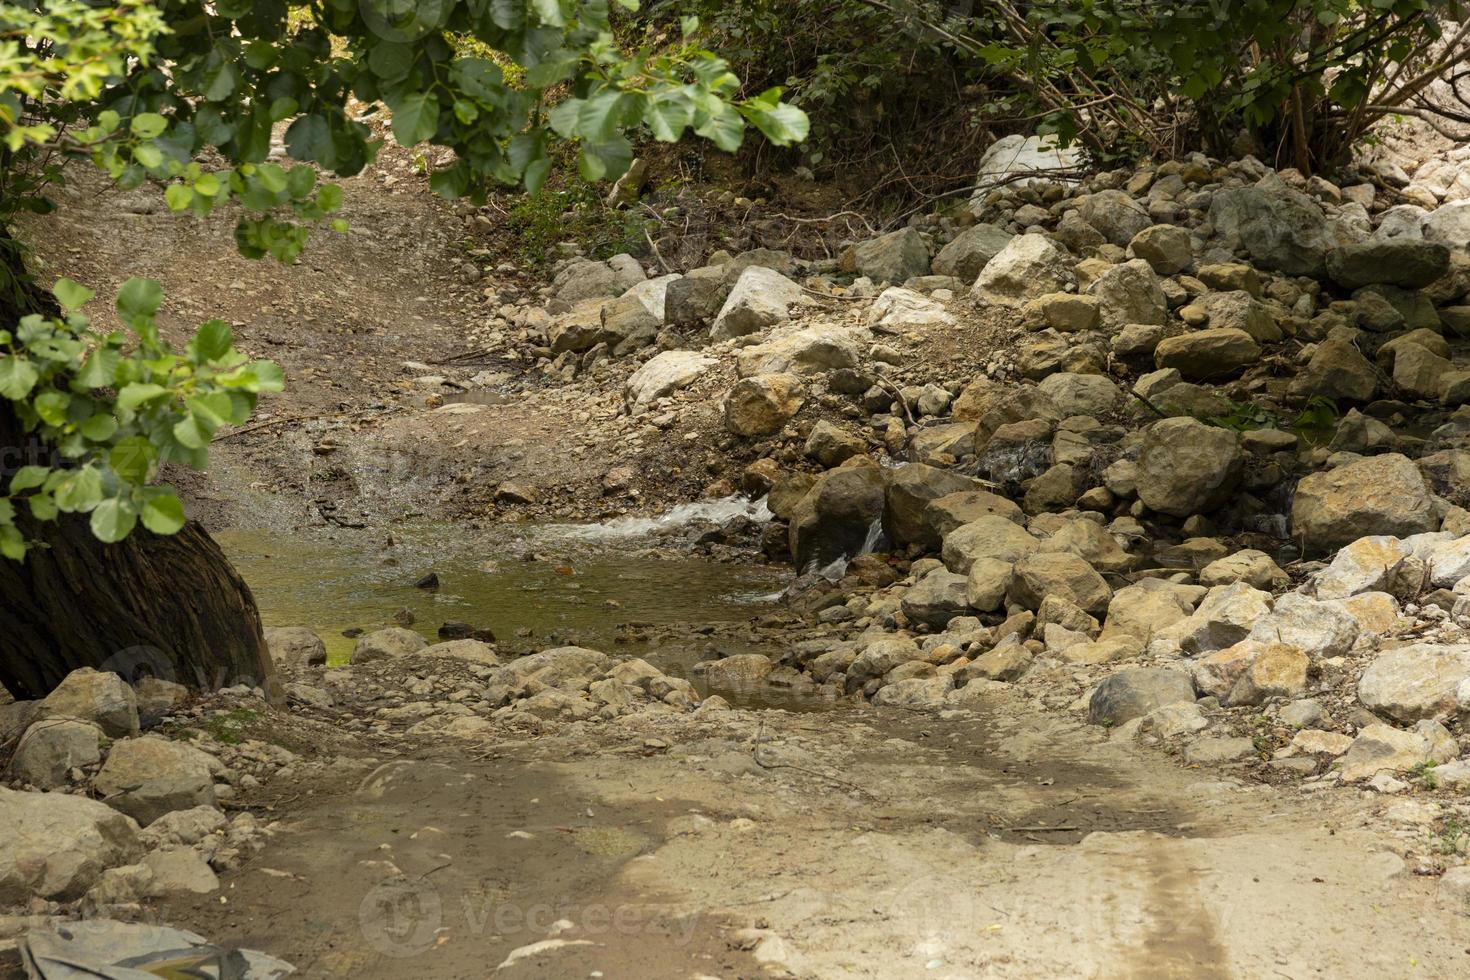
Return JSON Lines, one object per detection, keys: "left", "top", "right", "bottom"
{"left": 1088, "top": 668, "right": 1195, "bottom": 725}
{"left": 1008, "top": 551, "right": 1111, "bottom": 617}
{"left": 1378, "top": 329, "right": 1453, "bottom": 370}
{"left": 970, "top": 134, "right": 1082, "bottom": 199}
{"left": 964, "top": 557, "right": 1015, "bottom": 612}
{"left": 789, "top": 461, "right": 887, "bottom": 571}
{"left": 1423, "top": 200, "right": 1470, "bottom": 248}
{"left": 805, "top": 421, "right": 867, "bottom": 467}
{"left": 1166, "top": 582, "right": 1273, "bottom": 654}
{"left": 870, "top": 287, "right": 952, "bottom": 328}
{"left": 972, "top": 234, "right": 1075, "bottom": 307}
{"left": 1327, "top": 240, "right": 1450, "bottom": 289}
{"left": 501, "top": 646, "right": 610, "bottom": 689}
{"left": 1134, "top": 418, "right": 1244, "bottom": 517}
{"left": 8, "top": 719, "right": 103, "bottom": 789}
{"left": 697, "top": 654, "right": 776, "bottom": 685}
{"left": 39, "top": 669, "right": 138, "bottom": 738}
{"left": 1228, "top": 644, "right": 1309, "bottom": 705}
{"left": 1357, "top": 644, "right": 1470, "bottom": 723}
{"left": 1291, "top": 453, "right": 1438, "bottom": 556}
{"left": 1313, "top": 536, "right": 1416, "bottom": 599}
{"left": 94, "top": 735, "right": 218, "bottom": 826}
{"left": 842, "top": 228, "right": 930, "bottom": 284}
{"left": 711, "top": 267, "right": 810, "bottom": 340}
{"left": 735, "top": 324, "right": 865, "bottom": 377}
{"left": 848, "top": 637, "right": 925, "bottom": 686}
{"left": 0, "top": 786, "right": 142, "bottom": 903}
{"left": 1327, "top": 591, "right": 1401, "bottom": 634}
{"left": 1440, "top": 866, "right": 1470, "bottom": 916}
{"left": 1393, "top": 342, "right": 1451, "bottom": 400}
{"left": 1337, "top": 723, "right": 1447, "bottom": 782}
{"left": 1245, "top": 593, "right": 1360, "bottom": 658}
{"left": 1087, "top": 259, "right": 1167, "bottom": 330}
{"left": 1153, "top": 328, "right": 1261, "bottom": 379}
{"left": 142, "top": 848, "right": 220, "bottom": 894}
{"left": 724, "top": 373, "right": 806, "bottom": 437}
{"left": 625, "top": 350, "right": 716, "bottom": 409}
{"left": 924, "top": 490, "right": 1025, "bottom": 541}
{"left": 1102, "top": 581, "right": 1196, "bottom": 641}
{"left": 1079, "top": 190, "right": 1153, "bottom": 247}
{"left": 1288, "top": 337, "right": 1378, "bottom": 402}
{"left": 1427, "top": 535, "right": 1470, "bottom": 587}
{"left": 1199, "top": 550, "right": 1289, "bottom": 591}
{"left": 901, "top": 569, "right": 972, "bottom": 627}
{"left": 883, "top": 464, "right": 979, "bottom": 551}
{"left": 263, "top": 627, "right": 327, "bottom": 670}
{"left": 1030, "top": 292, "right": 1100, "bottom": 332}
{"left": 1209, "top": 176, "right": 1335, "bottom": 277}
{"left": 550, "top": 257, "right": 640, "bottom": 307}
{"left": 1191, "top": 641, "right": 1261, "bottom": 699}
{"left": 547, "top": 300, "right": 605, "bottom": 353}
{"left": 872, "top": 676, "right": 953, "bottom": 706}
{"left": 941, "top": 516, "right": 1040, "bottom": 574}
{"left": 1183, "top": 736, "right": 1256, "bottom": 764}
{"left": 1200, "top": 290, "right": 1280, "bottom": 342}
{"left": 417, "top": 640, "right": 501, "bottom": 666}
{"left": 351, "top": 627, "right": 428, "bottom": 665}
{"left": 140, "top": 806, "right": 228, "bottom": 848}
{"left": 1141, "top": 701, "right": 1209, "bottom": 738}
{"left": 1290, "top": 728, "right": 1352, "bottom": 756}
{"left": 933, "top": 224, "right": 1013, "bottom": 281}
{"left": 1129, "top": 224, "right": 1193, "bottom": 275}
{"left": 664, "top": 268, "right": 728, "bottom": 325}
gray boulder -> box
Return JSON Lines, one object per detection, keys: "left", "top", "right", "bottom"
{"left": 1209, "top": 176, "right": 1336, "bottom": 277}
{"left": 1291, "top": 453, "right": 1438, "bottom": 556}
{"left": 933, "top": 224, "right": 1013, "bottom": 281}
{"left": 39, "top": 668, "right": 138, "bottom": 738}
{"left": 788, "top": 461, "right": 887, "bottom": 571}
{"left": 1357, "top": 644, "right": 1470, "bottom": 723}
{"left": 1087, "top": 259, "right": 1167, "bottom": 330}
{"left": 1153, "top": 328, "right": 1260, "bottom": 380}
{"left": 900, "top": 569, "right": 972, "bottom": 627}
{"left": 883, "top": 464, "right": 979, "bottom": 551}
{"left": 263, "top": 626, "right": 327, "bottom": 670}
{"left": 1089, "top": 668, "right": 1195, "bottom": 725}
{"left": 351, "top": 627, "right": 428, "bottom": 665}
{"left": 1327, "top": 240, "right": 1450, "bottom": 289}
{"left": 1135, "top": 418, "right": 1244, "bottom": 517}
{"left": 712, "top": 267, "right": 810, "bottom": 340}
{"left": 1079, "top": 190, "right": 1153, "bottom": 247}
{"left": 972, "top": 234, "right": 1075, "bottom": 307}
{"left": 843, "top": 228, "right": 930, "bottom": 284}
{"left": 95, "top": 735, "right": 218, "bottom": 825}
{"left": 8, "top": 718, "right": 103, "bottom": 789}
{"left": 0, "top": 786, "right": 142, "bottom": 903}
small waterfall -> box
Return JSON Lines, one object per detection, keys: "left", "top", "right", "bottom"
{"left": 803, "top": 515, "right": 888, "bottom": 582}
{"left": 542, "top": 495, "right": 773, "bottom": 544}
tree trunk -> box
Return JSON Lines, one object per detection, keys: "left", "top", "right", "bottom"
{"left": 0, "top": 232, "right": 272, "bottom": 701}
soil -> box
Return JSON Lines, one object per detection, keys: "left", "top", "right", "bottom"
{"left": 11, "top": 149, "right": 1470, "bottom": 978}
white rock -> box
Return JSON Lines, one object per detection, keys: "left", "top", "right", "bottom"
{"left": 624, "top": 350, "right": 716, "bottom": 409}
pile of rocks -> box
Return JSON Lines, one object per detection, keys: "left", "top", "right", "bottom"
{"left": 1, "top": 668, "right": 280, "bottom": 915}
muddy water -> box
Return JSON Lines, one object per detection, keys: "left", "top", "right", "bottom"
{"left": 218, "top": 516, "right": 799, "bottom": 702}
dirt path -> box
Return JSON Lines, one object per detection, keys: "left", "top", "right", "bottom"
{"left": 149, "top": 690, "right": 1470, "bottom": 979}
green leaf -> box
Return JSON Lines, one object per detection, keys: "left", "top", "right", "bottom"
{"left": 165, "top": 184, "right": 194, "bottom": 211}
{"left": 743, "top": 101, "right": 810, "bottom": 146}
{"left": 53, "top": 278, "right": 94, "bottom": 311}
{"left": 133, "top": 143, "right": 164, "bottom": 169}
{"left": 173, "top": 413, "right": 213, "bottom": 450}
{"left": 90, "top": 497, "right": 138, "bottom": 543}
{"left": 0, "top": 525, "right": 25, "bottom": 561}
{"left": 388, "top": 92, "right": 439, "bottom": 146}
{"left": 646, "top": 94, "right": 694, "bottom": 142}
{"left": 116, "top": 278, "right": 164, "bottom": 326}
{"left": 34, "top": 390, "right": 70, "bottom": 426}
{"left": 531, "top": 0, "right": 568, "bottom": 27}
{"left": 193, "top": 320, "right": 234, "bottom": 361}
{"left": 130, "top": 113, "right": 168, "bottom": 138}
{"left": 201, "top": 49, "right": 239, "bottom": 101}
{"left": 80, "top": 414, "right": 118, "bottom": 441}
{"left": 109, "top": 437, "right": 156, "bottom": 484}
{"left": 0, "top": 357, "right": 39, "bottom": 400}
{"left": 76, "top": 347, "right": 120, "bottom": 389}
{"left": 9, "top": 466, "right": 50, "bottom": 493}
{"left": 577, "top": 89, "right": 625, "bottom": 144}
{"left": 140, "top": 491, "right": 186, "bottom": 535}
{"left": 285, "top": 115, "right": 337, "bottom": 168}
{"left": 117, "top": 382, "right": 167, "bottom": 411}
{"left": 695, "top": 102, "right": 744, "bottom": 153}
{"left": 54, "top": 466, "right": 104, "bottom": 513}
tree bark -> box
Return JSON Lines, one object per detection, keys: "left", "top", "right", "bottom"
{"left": 0, "top": 233, "right": 272, "bottom": 700}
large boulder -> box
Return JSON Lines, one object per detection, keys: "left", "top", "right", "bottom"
{"left": 416, "top": 640, "right": 502, "bottom": 666}
{"left": 932, "top": 224, "right": 1013, "bottom": 281}
{"left": 1163, "top": 582, "right": 1273, "bottom": 655}
{"left": 0, "top": 786, "right": 142, "bottom": 903}
{"left": 550, "top": 256, "right": 643, "bottom": 307}
{"left": 500, "top": 647, "right": 611, "bottom": 690}
{"left": 263, "top": 626, "right": 327, "bottom": 670}
{"left": 1037, "top": 373, "right": 1123, "bottom": 417}
{"left": 8, "top": 719, "right": 103, "bottom": 789}
{"left": 923, "top": 490, "right": 1025, "bottom": 541}
{"left": 970, "top": 134, "right": 1083, "bottom": 199}
{"left": 1209, "top": 176, "right": 1337, "bottom": 277}
{"left": 841, "top": 228, "right": 930, "bottom": 284}
{"left": 39, "top": 668, "right": 138, "bottom": 738}
{"left": 1423, "top": 200, "right": 1470, "bottom": 249}
{"left": 735, "top": 324, "right": 866, "bottom": 378}
{"left": 723, "top": 373, "right": 806, "bottom": 436}
{"left": 1291, "top": 453, "right": 1438, "bottom": 556}
{"left": 1338, "top": 723, "right": 1455, "bottom": 782}
{"left": 972, "top": 234, "right": 1075, "bottom": 307}
{"left": 351, "top": 627, "right": 428, "bottom": 665}
{"left": 1129, "top": 224, "right": 1193, "bottom": 275}
{"left": 1135, "top": 418, "right": 1244, "bottom": 517}
{"left": 1102, "top": 581, "right": 1196, "bottom": 641}
{"left": 1287, "top": 337, "right": 1378, "bottom": 402}
{"left": 1357, "top": 644, "right": 1470, "bottom": 723}
{"left": 1087, "top": 259, "right": 1167, "bottom": 330}
{"left": 1008, "top": 552, "right": 1111, "bottom": 617}
{"left": 1244, "top": 593, "right": 1360, "bottom": 658}
{"left": 1079, "top": 190, "right": 1153, "bottom": 247}
{"left": 1327, "top": 240, "right": 1451, "bottom": 289}
{"left": 625, "top": 350, "right": 716, "bottom": 409}
{"left": 883, "top": 464, "right": 978, "bottom": 551}
{"left": 1200, "top": 290, "right": 1280, "bottom": 342}
{"left": 711, "top": 267, "right": 810, "bottom": 340}
{"left": 941, "top": 515, "right": 1040, "bottom": 574}
{"left": 788, "top": 460, "right": 887, "bottom": 571}
{"left": 1313, "top": 536, "right": 1417, "bottom": 599}
{"left": 1088, "top": 668, "right": 1195, "bottom": 725}
{"left": 664, "top": 267, "right": 728, "bottom": 325}
{"left": 1153, "top": 328, "right": 1260, "bottom": 380}
{"left": 95, "top": 736, "right": 218, "bottom": 825}
{"left": 900, "top": 569, "right": 972, "bottom": 627}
